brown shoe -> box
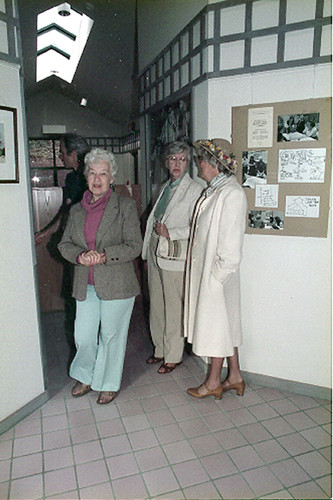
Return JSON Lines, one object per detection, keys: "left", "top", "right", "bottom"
{"left": 222, "top": 379, "right": 245, "bottom": 396}
{"left": 158, "top": 362, "right": 181, "bottom": 374}
{"left": 71, "top": 381, "right": 91, "bottom": 397}
{"left": 146, "top": 355, "right": 163, "bottom": 364}
{"left": 187, "top": 383, "right": 223, "bottom": 400}
{"left": 96, "top": 391, "right": 116, "bottom": 405}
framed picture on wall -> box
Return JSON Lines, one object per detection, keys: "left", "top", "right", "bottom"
{"left": 0, "top": 106, "right": 18, "bottom": 183}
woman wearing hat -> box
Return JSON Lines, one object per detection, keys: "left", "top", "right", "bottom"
{"left": 185, "top": 139, "right": 247, "bottom": 399}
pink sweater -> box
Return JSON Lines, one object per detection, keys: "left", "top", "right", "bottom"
{"left": 81, "top": 189, "right": 112, "bottom": 284}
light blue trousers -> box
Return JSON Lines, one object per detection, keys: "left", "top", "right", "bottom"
{"left": 70, "top": 285, "right": 135, "bottom": 392}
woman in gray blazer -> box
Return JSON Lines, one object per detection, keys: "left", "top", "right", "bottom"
{"left": 59, "top": 148, "right": 142, "bottom": 404}
{"left": 142, "top": 141, "right": 202, "bottom": 373}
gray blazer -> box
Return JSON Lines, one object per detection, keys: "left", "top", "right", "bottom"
{"left": 58, "top": 191, "right": 142, "bottom": 301}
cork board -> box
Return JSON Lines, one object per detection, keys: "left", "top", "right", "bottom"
{"left": 232, "top": 98, "right": 332, "bottom": 237}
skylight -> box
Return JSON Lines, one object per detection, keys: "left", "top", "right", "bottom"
{"left": 36, "top": 2, "right": 93, "bottom": 84}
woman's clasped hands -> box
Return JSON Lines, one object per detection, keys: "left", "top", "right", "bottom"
{"left": 78, "top": 249, "right": 106, "bottom": 266}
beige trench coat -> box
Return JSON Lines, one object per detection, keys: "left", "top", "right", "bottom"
{"left": 184, "top": 176, "right": 247, "bottom": 358}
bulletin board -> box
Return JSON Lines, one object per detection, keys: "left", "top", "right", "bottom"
{"left": 232, "top": 98, "right": 332, "bottom": 237}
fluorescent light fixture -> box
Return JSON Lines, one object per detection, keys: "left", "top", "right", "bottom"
{"left": 80, "top": 98, "right": 87, "bottom": 106}
{"left": 36, "top": 3, "right": 93, "bottom": 83}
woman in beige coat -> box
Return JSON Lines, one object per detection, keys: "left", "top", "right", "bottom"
{"left": 142, "top": 141, "right": 202, "bottom": 373}
{"left": 185, "top": 139, "right": 247, "bottom": 399}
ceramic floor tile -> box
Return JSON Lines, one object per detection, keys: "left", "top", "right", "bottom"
{"left": 289, "top": 394, "right": 321, "bottom": 410}
{"left": 214, "top": 472, "right": 256, "bottom": 499}
{"left": 163, "top": 439, "right": 196, "bottom": 464}
{"left": 305, "top": 406, "right": 332, "bottom": 425}
{"left": 73, "top": 440, "right": 103, "bottom": 464}
{"left": 262, "top": 490, "right": 293, "bottom": 499}
{"left": 238, "top": 422, "right": 273, "bottom": 444}
{"left": 0, "top": 482, "right": 9, "bottom": 500}
{"left": 44, "top": 466, "right": 77, "bottom": 497}
{"left": 288, "top": 479, "right": 330, "bottom": 499}
{"left": 112, "top": 472, "right": 148, "bottom": 499}
{"left": 163, "top": 390, "right": 189, "bottom": 407}
{"left": 101, "top": 434, "right": 132, "bottom": 457}
{"left": 253, "top": 438, "right": 290, "bottom": 463}
{"left": 79, "top": 481, "right": 114, "bottom": 499}
{"left": 135, "top": 445, "right": 168, "bottom": 472}
{"left": 42, "top": 413, "right": 69, "bottom": 433}
{"left": 261, "top": 416, "right": 295, "bottom": 437}
{"left": 256, "top": 387, "right": 284, "bottom": 401}
{"left": 122, "top": 413, "right": 150, "bottom": 433}
{"left": 295, "top": 450, "right": 331, "bottom": 478}
{"left": 44, "top": 446, "right": 74, "bottom": 471}
{"left": 0, "top": 459, "right": 10, "bottom": 482}
{"left": 9, "top": 474, "right": 44, "bottom": 500}
{"left": 277, "top": 432, "right": 315, "bottom": 456}
{"left": 172, "top": 458, "right": 209, "bottom": 488}
{"left": 106, "top": 452, "right": 139, "bottom": 479}
{"left": 183, "top": 480, "right": 221, "bottom": 499}
{"left": 116, "top": 399, "right": 143, "bottom": 417}
{"left": 268, "top": 398, "right": 300, "bottom": 415}
{"left": 128, "top": 428, "right": 159, "bottom": 450}
{"left": 95, "top": 418, "right": 124, "bottom": 439}
{"left": 169, "top": 403, "right": 198, "bottom": 421}
{"left": 67, "top": 409, "right": 95, "bottom": 428}
{"left": 300, "top": 426, "right": 331, "bottom": 448}
{"left": 76, "top": 459, "right": 109, "bottom": 489}
{"left": 227, "top": 445, "right": 265, "bottom": 471}
{"left": 238, "top": 390, "right": 265, "bottom": 407}
{"left": 0, "top": 439, "right": 12, "bottom": 460}
{"left": 154, "top": 422, "right": 185, "bottom": 444}
{"left": 215, "top": 427, "right": 248, "bottom": 450}
{"left": 140, "top": 395, "right": 167, "bottom": 412}
{"left": 203, "top": 412, "right": 235, "bottom": 431}
{"left": 42, "top": 429, "right": 71, "bottom": 450}
{"left": 147, "top": 408, "right": 176, "bottom": 427}
{"left": 13, "top": 418, "right": 42, "bottom": 438}
{"left": 200, "top": 451, "right": 238, "bottom": 479}
{"left": 242, "top": 465, "right": 284, "bottom": 497}
{"left": 70, "top": 422, "right": 99, "bottom": 444}
{"left": 155, "top": 379, "right": 180, "bottom": 394}
{"left": 189, "top": 433, "right": 222, "bottom": 457}
{"left": 248, "top": 403, "right": 280, "bottom": 421}
{"left": 143, "top": 466, "right": 180, "bottom": 497}
{"left": 13, "top": 434, "right": 42, "bottom": 457}
{"left": 179, "top": 417, "right": 210, "bottom": 438}
{"left": 270, "top": 458, "right": 312, "bottom": 487}
{"left": 283, "top": 410, "right": 318, "bottom": 430}
{"left": 225, "top": 408, "right": 257, "bottom": 426}
{"left": 315, "top": 474, "right": 333, "bottom": 497}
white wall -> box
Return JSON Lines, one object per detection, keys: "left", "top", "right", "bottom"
{"left": 25, "top": 90, "right": 125, "bottom": 138}
{"left": 192, "top": 63, "right": 332, "bottom": 388}
{"left": 0, "top": 61, "right": 45, "bottom": 422}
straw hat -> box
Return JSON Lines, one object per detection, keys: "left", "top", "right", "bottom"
{"left": 193, "top": 138, "right": 238, "bottom": 174}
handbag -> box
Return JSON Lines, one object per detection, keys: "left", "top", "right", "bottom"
{"left": 156, "top": 235, "right": 188, "bottom": 261}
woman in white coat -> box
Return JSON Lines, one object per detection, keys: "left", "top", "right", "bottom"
{"left": 142, "top": 141, "right": 202, "bottom": 373}
{"left": 185, "top": 139, "right": 247, "bottom": 399}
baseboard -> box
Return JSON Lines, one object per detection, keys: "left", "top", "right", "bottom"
{"left": 194, "top": 356, "right": 332, "bottom": 401}
{"left": 0, "top": 391, "right": 49, "bottom": 436}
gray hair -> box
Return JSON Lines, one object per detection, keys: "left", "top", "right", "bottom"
{"left": 164, "top": 140, "right": 192, "bottom": 163}
{"left": 84, "top": 148, "right": 118, "bottom": 179}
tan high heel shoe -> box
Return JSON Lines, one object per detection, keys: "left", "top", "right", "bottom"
{"left": 187, "top": 383, "right": 223, "bottom": 400}
{"left": 222, "top": 379, "right": 245, "bottom": 396}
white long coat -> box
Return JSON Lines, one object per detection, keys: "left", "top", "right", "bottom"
{"left": 184, "top": 176, "right": 247, "bottom": 358}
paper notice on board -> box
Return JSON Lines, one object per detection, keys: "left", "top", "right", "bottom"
{"left": 248, "top": 107, "right": 273, "bottom": 148}
{"left": 278, "top": 148, "right": 326, "bottom": 182}
{"left": 285, "top": 196, "right": 320, "bottom": 218}
{"left": 255, "top": 184, "right": 279, "bottom": 208}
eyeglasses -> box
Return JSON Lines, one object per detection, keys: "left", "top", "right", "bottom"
{"left": 168, "top": 155, "right": 188, "bottom": 164}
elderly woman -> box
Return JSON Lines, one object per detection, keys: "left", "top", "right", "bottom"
{"left": 58, "top": 148, "right": 142, "bottom": 404}
{"left": 142, "top": 141, "right": 202, "bottom": 373}
{"left": 185, "top": 139, "right": 247, "bottom": 399}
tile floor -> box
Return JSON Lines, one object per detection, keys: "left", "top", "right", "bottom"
{"left": 0, "top": 300, "right": 331, "bottom": 499}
